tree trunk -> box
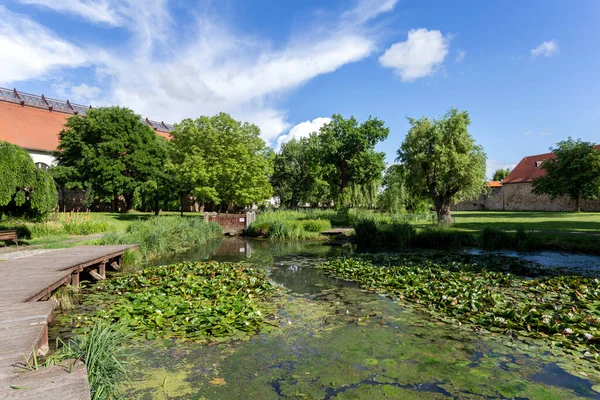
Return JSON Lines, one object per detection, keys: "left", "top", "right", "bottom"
{"left": 153, "top": 195, "right": 160, "bottom": 216}
{"left": 435, "top": 197, "right": 452, "bottom": 224}
{"left": 179, "top": 192, "right": 185, "bottom": 217}
{"left": 199, "top": 203, "right": 205, "bottom": 213}
{"left": 576, "top": 196, "right": 581, "bottom": 212}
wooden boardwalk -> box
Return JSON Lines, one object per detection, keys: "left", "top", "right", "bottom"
{"left": 0, "top": 245, "right": 137, "bottom": 399}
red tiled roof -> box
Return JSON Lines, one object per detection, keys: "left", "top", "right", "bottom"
{"left": 0, "top": 88, "right": 172, "bottom": 152}
{"left": 504, "top": 145, "right": 600, "bottom": 184}
{"left": 487, "top": 181, "right": 502, "bottom": 188}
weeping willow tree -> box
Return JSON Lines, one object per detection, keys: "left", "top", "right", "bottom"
{"left": 346, "top": 179, "right": 381, "bottom": 209}
{"left": 0, "top": 141, "right": 57, "bottom": 219}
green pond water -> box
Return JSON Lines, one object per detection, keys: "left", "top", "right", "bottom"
{"left": 57, "top": 239, "right": 600, "bottom": 399}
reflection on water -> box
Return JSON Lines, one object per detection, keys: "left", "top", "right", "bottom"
{"left": 131, "top": 238, "right": 600, "bottom": 399}
{"left": 467, "top": 248, "right": 600, "bottom": 274}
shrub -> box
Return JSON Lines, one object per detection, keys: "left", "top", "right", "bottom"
{"left": 302, "top": 219, "right": 331, "bottom": 232}
{"left": 413, "top": 226, "right": 478, "bottom": 248}
{"left": 481, "top": 227, "right": 511, "bottom": 250}
{"left": 353, "top": 217, "right": 380, "bottom": 245}
{"left": 381, "top": 222, "right": 416, "bottom": 246}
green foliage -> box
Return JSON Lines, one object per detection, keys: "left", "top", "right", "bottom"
{"left": 169, "top": 113, "right": 273, "bottom": 209}
{"left": 492, "top": 168, "right": 511, "bottom": 181}
{"left": 90, "top": 261, "right": 278, "bottom": 340}
{"left": 101, "top": 216, "right": 222, "bottom": 261}
{"left": 48, "top": 322, "right": 130, "bottom": 400}
{"left": 271, "top": 137, "right": 330, "bottom": 208}
{"left": 54, "top": 107, "right": 169, "bottom": 210}
{"left": 398, "top": 108, "right": 487, "bottom": 224}
{"left": 318, "top": 114, "right": 389, "bottom": 203}
{"left": 321, "top": 253, "right": 600, "bottom": 362}
{"left": 246, "top": 210, "right": 334, "bottom": 239}
{"left": 0, "top": 141, "right": 58, "bottom": 219}
{"left": 353, "top": 217, "right": 416, "bottom": 246}
{"left": 532, "top": 138, "right": 600, "bottom": 211}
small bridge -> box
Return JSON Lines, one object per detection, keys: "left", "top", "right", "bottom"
{"left": 204, "top": 212, "right": 256, "bottom": 234}
{"left": 0, "top": 245, "right": 136, "bottom": 399}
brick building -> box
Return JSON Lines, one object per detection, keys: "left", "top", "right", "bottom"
{"left": 455, "top": 146, "right": 600, "bottom": 212}
{"left": 0, "top": 87, "right": 174, "bottom": 211}
{"left": 0, "top": 87, "right": 173, "bottom": 169}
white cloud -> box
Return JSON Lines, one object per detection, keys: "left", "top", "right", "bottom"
{"left": 0, "top": 6, "right": 88, "bottom": 85}
{"left": 6, "top": 0, "right": 395, "bottom": 143}
{"left": 276, "top": 117, "right": 332, "bottom": 150}
{"left": 343, "top": 0, "right": 398, "bottom": 23}
{"left": 540, "top": 131, "right": 552, "bottom": 136}
{"left": 454, "top": 49, "right": 466, "bottom": 63}
{"left": 69, "top": 83, "right": 102, "bottom": 102}
{"left": 486, "top": 160, "right": 516, "bottom": 180}
{"left": 17, "top": 0, "right": 122, "bottom": 26}
{"left": 531, "top": 40, "right": 559, "bottom": 58}
{"left": 379, "top": 28, "right": 450, "bottom": 81}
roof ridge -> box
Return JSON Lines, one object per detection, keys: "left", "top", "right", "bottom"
{"left": 0, "top": 87, "right": 173, "bottom": 133}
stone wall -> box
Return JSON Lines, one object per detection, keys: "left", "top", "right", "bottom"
{"left": 453, "top": 187, "right": 504, "bottom": 211}
{"left": 502, "top": 182, "right": 600, "bottom": 212}
{"left": 454, "top": 183, "right": 600, "bottom": 212}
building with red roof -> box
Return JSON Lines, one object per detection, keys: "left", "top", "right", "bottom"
{"left": 0, "top": 87, "right": 173, "bottom": 170}
{"left": 455, "top": 146, "right": 600, "bottom": 212}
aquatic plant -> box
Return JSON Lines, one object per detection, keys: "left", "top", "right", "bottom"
{"left": 89, "top": 261, "right": 279, "bottom": 340}
{"left": 46, "top": 322, "right": 130, "bottom": 400}
{"left": 101, "top": 216, "right": 222, "bottom": 261}
{"left": 321, "top": 252, "right": 600, "bottom": 367}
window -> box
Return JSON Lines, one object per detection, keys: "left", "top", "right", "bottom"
{"left": 35, "top": 162, "right": 49, "bottom": 171}
{"left": 535, "top": 161, "right": 543, "bottom": 168}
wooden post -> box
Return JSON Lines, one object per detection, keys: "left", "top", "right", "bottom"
{"left": 204, "top": 212, "right": 209, "bottom": 222}
{"left": 99, "top": 262, "right": 106, "bottom": 279}
{"left": 71, "top": 270, "right": 80, "bottom": 286}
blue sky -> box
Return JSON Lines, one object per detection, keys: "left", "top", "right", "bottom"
{"left": 1, "top": 0, "right": 599, "bottom": 177}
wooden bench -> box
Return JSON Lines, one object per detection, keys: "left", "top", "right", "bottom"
{"left": 0, "top": 230, "right": 18, "bottom": 246}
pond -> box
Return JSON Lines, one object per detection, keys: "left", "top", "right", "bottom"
{"left": 106, "top": 238, "right": 600, "bottom": 399}
{"left": 51, "top": 238, "right": 600, "bottom": 399}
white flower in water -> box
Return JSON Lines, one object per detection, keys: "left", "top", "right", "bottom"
{"left": 156, "top": 310, "right": 162, "bottom": 315}
{"left": 564, "top": 328, "right": 574, "bottom": 334}
{"left": 256, "top": 310, "right": 262, "bottom": 316}
{"left": 245, "top": 321, "right": 249, "bottom": 326}
{"left": 585, "top": 333, "right": 593, "bottom": 340}
{"left": 442, "top": 295, "right": 448, "bottom": 300}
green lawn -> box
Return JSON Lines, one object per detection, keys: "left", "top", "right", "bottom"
{"left": 448, "top": 211, "right": 600, "bottom": 233}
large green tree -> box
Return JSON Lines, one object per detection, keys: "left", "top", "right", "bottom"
{"left": 0, "top": 141, "right": 57, "bottom": 219}
{"left": 169, "top": 113, "right": 273, "bottom": 211}
{"left": 271, "top": 136, "right": 329, "bottom": 208}
{"left": 492, "top": 168, "right": 511, "bottom": 181}
{"left": 532, "top": 138, "right": 600, "bottom": 212}
{"left": 317, "top": 114, "right": 389, "bottom": 204}
{"left": 398, "top": 108, "right": 487, "bottom": 224}
{"left": 54, "top": 107, "right": 168, "bottom": 211}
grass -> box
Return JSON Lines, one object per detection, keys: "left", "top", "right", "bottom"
{"left": 100, "top": 216, "right": 222, "bottom": 263}
{"left": 46, "top": 322, "right": 130, "bottom": 400}
{"left": 449, "top": 211, "right": 600, "bottom": 233}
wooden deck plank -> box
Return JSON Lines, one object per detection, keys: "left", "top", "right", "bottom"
{"left": 0, "top": 245, "right": 136, "bottom": 399}
{"left": 0, "top": 245, "right": 136, "bottom": 305}
{"left": 0, "top": 302, "right": 54, "bottom": 379}
{"left": 0, "top": 361, "right": 90, "bottom": 400}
